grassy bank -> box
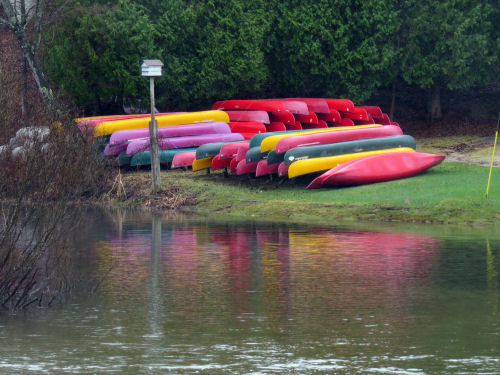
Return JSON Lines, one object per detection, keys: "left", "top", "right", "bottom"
{"left": 115, "top": 160, "right": 500, "bottom": 228}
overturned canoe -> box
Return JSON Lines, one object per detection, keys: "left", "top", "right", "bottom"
{"left": 94, "top": 110, "right": 229, "bottom": 137}
{"left": 284, "top": 134, "right": 415, "bottom": 165}
{"left": 130, "top": 147, "right": 198, "bottom": 167}
{"left": 255, "top": 159, "right": 280, "bottom": 177}
{"left": 307, "top": 152, "right": 445, "bottom": 189}
{"left": 195, "top": 140, "right": 247, "bottom": 159}
{"left": 126, "top": 133, "right": 244, "bottom": 155}
{"left": 109, "top": 122, "right": 231, "bottom": 146}
{"left": 274, "top": 125, "right": 401, "bottom": 154}
{"left": 211, "top": 154, "right": 233, "bottom": 170}
{"left": 224, "top": 110, "right": 270, "bottom": 124}
{"left": 288, "top": 147, "right": 415, "bottom": 179}
{"left": 171, "top": 151, "right": 197, "bottom": 169}
{"left": 236, "top": 159, "right": 259, "bottom": 175}
{"left": 219, "top": 141, "right": 251, "bottom": 160}
{"left": 192, "top": 157, "right": 213, "bottom": 171}
{"left": 261, "top": 124, "right": 380, "bottom": 153}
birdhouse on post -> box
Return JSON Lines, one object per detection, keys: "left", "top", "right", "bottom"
{"left": 141, "top": 59, "right": 163, "bottom": 77}
{"left": 141, "top": 59, "right": 164, "bottom": 193}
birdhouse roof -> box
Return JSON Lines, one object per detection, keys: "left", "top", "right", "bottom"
{"left": 142, "top": 59, "right": 164, "bottom": 67}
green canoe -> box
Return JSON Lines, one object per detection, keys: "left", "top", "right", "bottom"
{"left": 129, "top": 147, "right": 198, "bottom": 167}
{"left": 284, "top": 135, "right": 417, "bottom": 165}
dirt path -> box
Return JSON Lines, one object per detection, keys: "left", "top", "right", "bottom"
{"left": 416, "top": 136, "right": 500, "bottom": 167}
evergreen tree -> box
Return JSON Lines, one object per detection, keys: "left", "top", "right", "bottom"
{"left": 45, "top": 0, "right": 158, "bottom": 112}
{"left": 154, "top": 0, "right": 270, "bottom": 110}
{"left": 400, "top": 0, "right": 497, "bottom": 121}
{"left": 265, "top": 0, "right": 399, "bottom": 102}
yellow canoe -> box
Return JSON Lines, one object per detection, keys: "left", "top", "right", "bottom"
{"left": 260, "top": 124, "right": 380, "bottom": 153}
{"left": 288, "top": 147, "right": 415, "bottom": 179}
{"left": 94, "top": 110, "right": 230, "bottom": 137}
{"left": 192, "top": 157, "right": 213, "bottom": 171}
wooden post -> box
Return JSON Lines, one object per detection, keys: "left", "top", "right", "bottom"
{"left": 149, "top": 77, "right": 161, "bottom": 193}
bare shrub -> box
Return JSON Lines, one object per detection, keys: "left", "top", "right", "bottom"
{"left": 0, "top": 92, "right": 118, "bottom": 313}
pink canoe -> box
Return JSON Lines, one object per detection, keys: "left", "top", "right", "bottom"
{"left": 307, "top": 152, "right": 445, "bottom": 189}
{"left": 219, "top": 141, "right": 251, "bottom": 160}
{"left": 171, "top": 151, "right": 197, "bottom": 169}
{"left": 283, "top": 98, "right": 330, "bottom": 114}
{"left": 235, "top": 143, "right": 251, "bottom": 162}
{"left": 274, "top": 125, "right": 403, "bottom": 154}
{"left": 236, "top": 159, "right": 259, "bottom": 175}
{"left": 126, "top": 133, "right": 244, "bottom": 155}
{"left": 255, "top": 159, "right": 280, "bottom": 177}
{"left": 224, "top": 110, "right": 270, "bottom": 124}
{"left": 278, "top": 162, "right": 290, "bottom": 177}
{"left": 259, "top": 99, "right": 309, "bottom": 115}
{"left": 109, "top": 122, "right": 230, "bottom": 146}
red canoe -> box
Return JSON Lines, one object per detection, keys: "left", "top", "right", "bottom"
{"left": 230, "top": 157, "right": 238, "bottom": 173}
{"left": 236, "top": 159, "right": 259, "bottom": 175}
{"left": 219, "top": 141, "right": 250, "bottom": 160}
{"left": 228, "top": 121, "right": 266, "bottom": 134}
{"left": 211, "top": 154, "right": 232, "bottom": 170}
{"left": 260, "top": 99, "right": 309, "bottom": 115}
{"left": 318, "top": 110, "right": 342, "bottom": 124}
{"left": 275, "top": 125, "right": 403, "bottom": 154}
{"left": 379, "top": 113, "right": 391, "bottom": 125}
{"left": 285, "top": 120, "right": 303, "bottom": 130}
{"left": 340, "top": 118, "right": 355, "bottom": 127}
{"left": 224, "top": 110, "right": 270, "bottom": 124}
{"left": 296, "top": 112, "right": 319, "bottom": 125}
{"left": 269, "top": 111, "right": 297, "bottom": 125}
{"left": 307, "top": 152, "right": 445, "bottom": 189}
{"left": 324, "top": 99, "right": 355, "bottom": 113}
{"left": 340, "top": 107, "right": 370, "bottom": 121}
{"left": 302, "top": 121, "right": 328, "bottom": 129}
{"left": 266, "top": 122, "right": 287, "bottom": 132}
{"left": 359, "top": 106, "right": 383, "bottom": 118}
{"left": 255, "top": 159, "right": 280, "bottom": 177}
{"left": 213, "top": 100, "right": 289, "bottom": 114}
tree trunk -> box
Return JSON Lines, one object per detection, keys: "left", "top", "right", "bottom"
{"left": 389, "top": 80, "right": 396, "bottom": 121}
{"left": 428, "top": 83, "right": 442, "bottom": 122}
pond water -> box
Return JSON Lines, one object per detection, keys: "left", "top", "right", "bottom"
{"left": 1, "top": 209, "right": 499, "bottom": 374}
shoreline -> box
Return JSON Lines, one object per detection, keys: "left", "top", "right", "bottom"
{"left": 105, "top": 134, "right": 500, "bottom": 231}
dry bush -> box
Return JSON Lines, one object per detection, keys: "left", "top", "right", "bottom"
{"left": 0, "top": 87, "right": 118, "bottom": 312}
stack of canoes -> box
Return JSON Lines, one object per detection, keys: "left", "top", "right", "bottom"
{"left": 76, "top": 98, "right": 444, "bottom": 188}
{"left": 75, "top": 110, "right": 268, "bottom": 167}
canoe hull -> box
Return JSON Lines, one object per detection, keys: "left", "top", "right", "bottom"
{"left": 275, "top": 125, "right": 402, "bottom": 154}
{"left": 95, "top": 110, "right": 229, "bottom": 137}
{"left": 288, "top": 147, "right": 415, "bottom": 179}
{"left": 284, "top": 134, "right": 416, "bottom": 165}
{"left": 307, "top": 152, "right": 445, "bottom": 188}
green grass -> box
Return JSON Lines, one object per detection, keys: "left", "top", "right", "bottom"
{"left": 132, "top": 161, "right": 500, "bottom": 228}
